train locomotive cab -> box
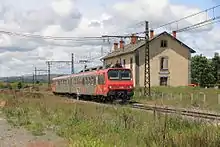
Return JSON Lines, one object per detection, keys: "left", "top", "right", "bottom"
{"left": 106, "top": 68, "right": 134, "bottom": 101}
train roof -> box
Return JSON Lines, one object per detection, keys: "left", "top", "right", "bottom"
{"left": 52, "top": 75, "right": 71, "bottom": 80}
{"left": 52, "top": 63, "right": 131, "bottom": 80}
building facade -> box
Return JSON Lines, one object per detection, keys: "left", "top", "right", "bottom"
{"left": 101, "top": 31, "right": 196, "bottom": 87}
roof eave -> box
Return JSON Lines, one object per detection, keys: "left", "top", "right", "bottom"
{"left": 190, "top": 49, "right": 196, "bottom": 53}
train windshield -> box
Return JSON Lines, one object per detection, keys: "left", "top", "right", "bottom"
{"left": 108, "top": 69, "right": 131, "bottom": 80}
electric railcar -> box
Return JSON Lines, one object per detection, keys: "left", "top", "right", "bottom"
{"left": 51, "top": 66, "right": 134, "bottom": 102}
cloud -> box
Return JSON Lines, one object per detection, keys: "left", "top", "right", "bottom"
{"left": 0, "top": 0, "right": 219, "bottom": 77}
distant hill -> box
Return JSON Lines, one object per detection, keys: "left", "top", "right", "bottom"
{"left": 0, "top": 74, "right": 67, "bottom": 83}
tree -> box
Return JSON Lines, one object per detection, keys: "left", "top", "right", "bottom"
{"left": 211, "top": 52, "right": 220, "bottom": 86}
{"left": 191, "top": 54, "right": 215, "bottom": 87}
{"left": 17, "top": 82, "right": 22, "bottom": 89}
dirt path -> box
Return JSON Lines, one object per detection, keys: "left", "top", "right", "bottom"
{"left": 0, "top": 111, "right": 67, "bottom": 147}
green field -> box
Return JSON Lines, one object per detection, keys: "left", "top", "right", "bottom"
{"left": 134, "top": 86, "right": 220, "bottom": 112}
{"left": 1, "top": 91, "right": 220, "bottom": 146}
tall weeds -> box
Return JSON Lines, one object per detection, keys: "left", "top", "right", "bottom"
{"left": 2, "top": 93, "right": 220, "bottom": 146}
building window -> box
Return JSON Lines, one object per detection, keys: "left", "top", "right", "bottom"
{"left": 130, "top": 57, "right": 133, "bottom": 69}
{"left": 160, "top": 56, "right": 168, "bottom": 70}
{"left": 160, "top": 40, "right": 167, "bottom": 48}
{"left": 160, "top": 77, "right": 168, "bottom": 86}
{"left": 123, "top": 59, "right": 126, "bottom": 67}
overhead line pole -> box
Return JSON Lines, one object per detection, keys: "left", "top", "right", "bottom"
{"left": 34, "top": 67, "right": 48, "bottom": 84}
{"left": 102, "top": 28, "right": 151, "bottom": 97}
{"left": 144, "top": 21, "right": 151, "bottom": 97}
{"left": 71, "top": 53, "right": 74, "bottom": 74}
{"left": 34, "top": 67, "right": 37, "bottom": 84}
{"left": 47, "top": 62, "right": 51, "bottom": 88}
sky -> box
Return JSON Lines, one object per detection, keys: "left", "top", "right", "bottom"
{"left": 0, "top": 0, "right": 220, "bottom": 77}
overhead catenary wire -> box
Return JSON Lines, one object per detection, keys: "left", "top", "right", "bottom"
{"left": 175, "top": 16, "right": 220, "bottom": 32}
{"left": 152, "top": 4, "right": 220, "bottom": 30}
{"left": 0, "top": 4, "right": 220, "bottom": 41}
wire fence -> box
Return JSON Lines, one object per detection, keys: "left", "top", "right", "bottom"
{"left": 134, "top": 88, "right": 220, "bottom": 112}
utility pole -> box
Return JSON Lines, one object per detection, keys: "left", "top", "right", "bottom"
{"left": 32, "top": 73, "right": 35, "bottom": 85}
{"left": 46, "top": 52, "right": 92, "bottom": 76}
{"left": 47, "top": 62, "right": 51, "bottom": 87}
{"left": 34, "top": 67, "right": 37, "bottom": 83}
{"left": 71, "top": 53, "right": 74, "bottom": 74}
{"left": 144, "top": 21, "right": 151, "bottom": 97}
{"left": 45, "top": 53, "right": 99, "bottom": 87}
{"left": 34, "top": 67, "right": 48, "bottom": 84}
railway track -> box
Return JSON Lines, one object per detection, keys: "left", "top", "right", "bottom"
{"left": 3, "top": 90, "right": 220, "bottom": 122}
{"left": 132, "top": 103, "right": 220, "bottom": 121}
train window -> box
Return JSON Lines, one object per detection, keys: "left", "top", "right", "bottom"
{"left": 74, "top": 78, "right": 76, "bottom": 84}
{"left": 88, "top": 77, "right": 91, "bottom": 85}
{"left": 90, "top": 76, "right": 94, "bottom": 85}
{"left": 78, "top": 77, "right": 80, "bottom": 84}
{"left": 91, "top": 76, "right": 96, "bottom": 85}
{"left": 108, "top": 70, "right": 120, "bottom": 80}
{"left": 82, "top": 77, "right": 85, "bottom": 85}
{"left": 98, "top": 74, "right": 105, "bottom": 85}
{"left": 76, "top": 77, "right": 78, "bottom": 84}
{"left": 121, "top": 69, "right": 131, "bottom": 80}
{"left": 107, "top": 69, "right": 131, "bottom": 80}
{"left": 79, "top": 77, "right": 83, "bottom": 84}
{"left": 86, "top": 77, "right": 89, "bottom": 85}
{"left": 89, "top": 76, "right": 92, "bottom": 85}
{"left": 84, "top": 77, "right": 87, "bottom": 85}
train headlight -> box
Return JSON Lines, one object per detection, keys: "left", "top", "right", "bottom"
{"left": 109, "top": 86, "right": 112, "bottom": 89}
{"left": 129, "top": 85, "right": 133, "bottom": 89}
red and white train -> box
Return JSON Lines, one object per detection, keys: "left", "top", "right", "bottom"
{"left": 51, "top": 64, "right": 134, "bottom": 102}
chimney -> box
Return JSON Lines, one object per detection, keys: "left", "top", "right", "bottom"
{"left": 172, "top": 31, "right": 176, "bottom": 38}
{"left": 119, "top": 40, "right": 124, "bottom": 49}
{"left": 131, "top": 34, "right": 137, "bottom": 44}
{"left": 113, "top": 42, "right": 118, "bottom": 50}
{"left": 150, "top": 30, "right": 154, "bottom": 39}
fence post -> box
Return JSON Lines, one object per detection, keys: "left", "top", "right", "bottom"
{"left": 76, "top": 88, "right": 80, "bottom": 100}
{"left": 170, "top": 93, "right": 173, "bottom": 100}
{"left": 179, "top": 93, "right": 183, "bottom": 101}
{"left": 161, "top": 92, "right": 164, "bottom": 105}
{"left": 190, "top": 93, "right": 194, "bottom": 104}
{"left": 218, "top": 94, "right": 220, "bottom": 104}
{"left": 203, "top": 93, "right": 206, "bottom": 104}
{"left": 151, "top": 91, "right": 154, "bottom": 100}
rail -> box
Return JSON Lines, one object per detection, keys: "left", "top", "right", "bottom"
{"left": 132, "top": 103, "right": 220, "bottom": 121}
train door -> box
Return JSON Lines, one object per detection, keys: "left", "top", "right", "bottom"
{"left": 69, "top": 77, "right": 72, "bottom": 94}
{"left": 96, "top": 73, "right": 105, "bottom": 95}
{"left": 51, "top": 80, "right": 56, "bottom": 92}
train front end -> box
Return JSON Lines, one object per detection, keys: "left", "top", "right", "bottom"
{"left": 106, "top": 68, "right": 134, "bottom": 102}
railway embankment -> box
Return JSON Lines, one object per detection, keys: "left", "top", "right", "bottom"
{"left": 1, "top": 90, "right": 220, "bottom": 146}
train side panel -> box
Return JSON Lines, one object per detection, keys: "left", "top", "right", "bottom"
{"left": 95, "top": 72, "right": 108, "bottom": 96}
{"left": 69, "top": 75, "right": 83, "bottom": 95}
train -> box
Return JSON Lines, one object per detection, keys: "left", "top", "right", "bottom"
{"left": 51, "top": 64, "right": 134, "bottom": 102}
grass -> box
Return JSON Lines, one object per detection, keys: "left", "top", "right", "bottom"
{"left": 134, "top": 86, "right": 220, "bottom": 112}
{"left": 1, "top": 91, "right": 220, "bottom": 146}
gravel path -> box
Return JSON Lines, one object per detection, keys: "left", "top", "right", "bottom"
{"left": 0, "top": 111, "right": 67, "bottom": 147}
